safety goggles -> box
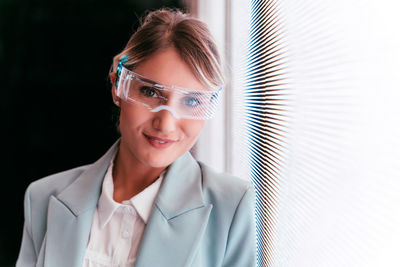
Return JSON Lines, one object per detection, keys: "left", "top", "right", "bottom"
{"left": 114, "top": 61, "right": 222, "bottom": 120}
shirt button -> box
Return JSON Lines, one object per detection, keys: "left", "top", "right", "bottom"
{"left": 122, "top": 230, "right": 130, "bottom": 239}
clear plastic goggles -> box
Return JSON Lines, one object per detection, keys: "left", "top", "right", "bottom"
{"left": 115, "top": 65, "right": 222, "bottom": 120}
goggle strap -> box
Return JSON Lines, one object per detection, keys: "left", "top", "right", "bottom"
{"left": 115, "top": 56, "right": 129, "bottom": 90}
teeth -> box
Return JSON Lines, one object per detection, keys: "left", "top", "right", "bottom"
{"left": 149, "top": 137, "right": 167, "bottom": 143}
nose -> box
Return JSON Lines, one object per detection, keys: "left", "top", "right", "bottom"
{"left": 150, "top": 105, "right": 180, "bottom": 118}
{"left": 152, "top": 109, "right": 178, "bottom": 134}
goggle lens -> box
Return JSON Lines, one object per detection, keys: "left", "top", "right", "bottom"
{"left": 116, "top": 66, "right": 221, "bottom": 120}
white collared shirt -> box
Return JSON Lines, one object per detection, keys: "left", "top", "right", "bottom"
{"left": 83, "top": 158, "right": 164, "bottom": 267}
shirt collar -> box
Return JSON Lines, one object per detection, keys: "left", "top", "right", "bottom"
{"left": 128, "top": 173, "right": 164, "bottom": 224}
{"left": 97, "top": 154, "right": 165, "bottom": 228}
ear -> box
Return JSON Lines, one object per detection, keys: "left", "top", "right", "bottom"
{"left": 109, "top": 72, "right": 120, "bottom": 107}
{"left": 109, "top": 71, "right": 116, "bottom": 86}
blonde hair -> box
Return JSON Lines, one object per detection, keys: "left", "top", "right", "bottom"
{"left": 111, "top": 8, "right": 224, "bottom": 89}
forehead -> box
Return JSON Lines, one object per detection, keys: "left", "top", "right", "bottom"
{"left": 133, "top": 47, "right": 207, "bottom": 91}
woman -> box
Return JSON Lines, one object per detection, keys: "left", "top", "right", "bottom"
{"left": 17, "top": 8, "right": 256, "bottom": 267}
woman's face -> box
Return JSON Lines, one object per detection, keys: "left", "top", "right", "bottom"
{"left": 116, "top": 47, "right": 206, "bottom": 168}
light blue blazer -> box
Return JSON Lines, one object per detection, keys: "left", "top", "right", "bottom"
{"left": 16, "top": 141, "right": 257, "bottom": 267}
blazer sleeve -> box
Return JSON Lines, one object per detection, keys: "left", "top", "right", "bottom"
{"left": 16, "top": 185, "right": 37, "bottom": 267}
{"left": 222, "top": 185, "right": 257, "bottom": 267}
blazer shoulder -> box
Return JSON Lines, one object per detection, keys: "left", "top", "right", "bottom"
{"left": 197, "top": 161, "right": 254, "bottom": 210}
{"left": 26, "top": 164, "right": 91, "bottom": 201}
{"left": 196, "top": 161, "right": 257, "bottom": 267}
{"left": 198, "top": 161, "right": 252, "bottom": 192}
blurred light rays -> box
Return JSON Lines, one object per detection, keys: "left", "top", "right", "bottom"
{"left": 246, "top": 0, "right": 400, "bottom": 266}
{"left": 247, "top": 1, "right": 289, "bottom": 266}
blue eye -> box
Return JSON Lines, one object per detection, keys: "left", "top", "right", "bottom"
{"left": 140, "top": 86, "right": 158, "bottom": 98}
{"left": 183, "top": 96, "right": 201, "bottom": 107}
{"left": 211, "top": 92, "right": 219, "bottom": 102}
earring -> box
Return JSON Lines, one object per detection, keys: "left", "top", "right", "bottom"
{"left": 114, "top": 100, "right": 120, "bottom": 106}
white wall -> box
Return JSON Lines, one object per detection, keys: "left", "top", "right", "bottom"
{"left": 194, "top": 0, "right": 252, "bottom": 181}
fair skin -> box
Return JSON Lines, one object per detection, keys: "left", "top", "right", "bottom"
{"left": 110, "top": 47, "right": 206, "bottom": 202}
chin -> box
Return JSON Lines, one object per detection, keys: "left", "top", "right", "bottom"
{"left": 141, "top": 151, "right": 177, "bottom": 168}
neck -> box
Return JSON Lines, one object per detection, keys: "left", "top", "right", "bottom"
{"left": 112, "top": 142, "right": 165, "bottom": 203}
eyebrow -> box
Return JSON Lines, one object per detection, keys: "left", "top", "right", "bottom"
{"left": 135, "top": 75, "right": 160, "bottom": 86}
{"left": 131, "top": 69, "right": 219, "bottom": 92}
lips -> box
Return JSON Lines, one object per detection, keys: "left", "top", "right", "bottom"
{"left": 143, "top": 133, "right": 176, "bottom": 149}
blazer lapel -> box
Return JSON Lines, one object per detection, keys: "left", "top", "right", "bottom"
{"left": 135, "top": 152, "right": 212, "bottom": 267}
{"left": 43, "top": 141, "right": 119, "bottom": 267}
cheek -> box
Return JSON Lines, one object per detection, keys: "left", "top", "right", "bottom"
{"left": 119, "top": 105, "right": 149, "bottom": 135}
{"left": 181, "top": 120, "right": 205, "bottom": 143}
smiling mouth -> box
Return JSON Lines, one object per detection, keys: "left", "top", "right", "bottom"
{"left": 143, "top": 133, "right": 176, "bottom": 148}
{"left": 144, "top": 134, "right": 175, "bottom": 142}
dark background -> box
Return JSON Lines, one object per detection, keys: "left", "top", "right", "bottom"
{"left": 0, "top": 0, "right": 185, "bottom": 265}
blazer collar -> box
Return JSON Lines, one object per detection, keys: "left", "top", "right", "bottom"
{"left": 55, "top": 140, "right": 205, "bottom": 219}
{"left": 135, "top": 152, "right": 212, "bottom": 267}
{"left": 155, "top": 151, "right": 206, "bottom": 219}
{"left": 56, "top": 140, "right": 119, "bottom": 216}
{"left": 42, "top": 141, "right": 119, "bottom": 267}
